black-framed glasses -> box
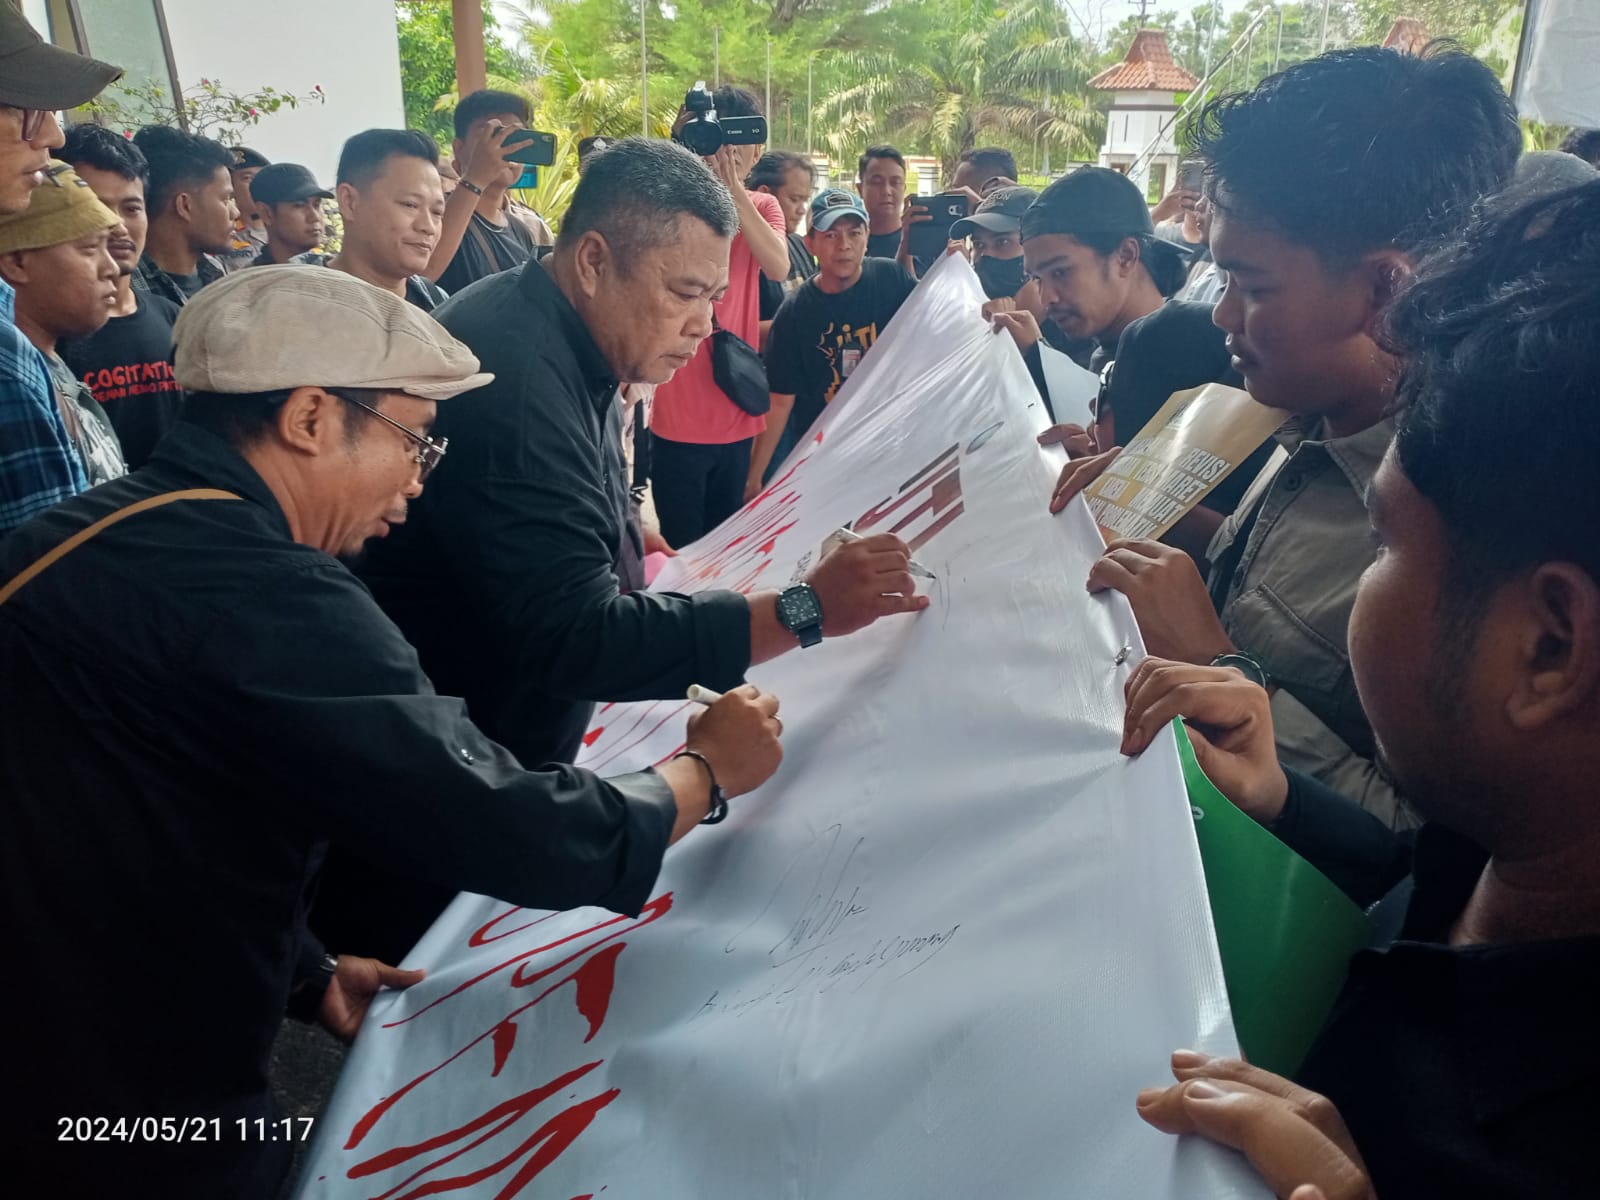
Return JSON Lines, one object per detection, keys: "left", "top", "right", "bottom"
{"left": 4, "top": 105, "right": 49, "bottom": 142}
{"left": 335, "top": 392, "right": 448, "bottom": 481}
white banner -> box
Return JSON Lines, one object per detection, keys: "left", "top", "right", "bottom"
{"left": 295, "top": 256, "right": 1266, "bottom": 1200}
{"left": 1514, "top": 0, "right": 1600, "bottom": 127}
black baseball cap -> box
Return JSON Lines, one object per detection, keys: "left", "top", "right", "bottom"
{"left": 250, "top": 162, "right": 333, "bottom": 206}
{"left": 1020, "top": 166, "right": 1154, "bottom": 242}
{"left": 231, "top": 147, "right": 271, "bottom": 171}
{"left": 950, "top": 186, "right": 1037, "bottom": 240}
{"left": 0, "top": 6, "right": 122, "bottom": 111}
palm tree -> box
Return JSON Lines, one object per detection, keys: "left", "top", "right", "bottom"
{"left": 814, "top": 0, "right": 1103, "bottom": 177}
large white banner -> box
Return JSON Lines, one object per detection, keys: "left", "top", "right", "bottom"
{"left": 1514, "top": 0, "right": 1600, "bottom": 127}
{"left": 296, "top": 257, "right": 1266, "bottom": 1199}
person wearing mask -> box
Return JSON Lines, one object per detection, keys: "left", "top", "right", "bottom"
{"left": 749, "top": 149, "right": 818, "bottom": 342}
{"left": 963, "top": 185, "right": 1102, "bottom": 414}
{"left": 248, "top": 161, "right": 331, "bottom": 265}
{"left": 132, "top": 125, "right": 237, "bottom": 305}
{"left": 747, "top": 188, "right": 918, "bottom": 492}
{"left": 220, "top": 145, "right": 270, "bottom": 272}
{"left": 0, "top": 162, "right": 126, "bottom": 488}
{"left": 430, "top": 89, "right": 543, "bottom": 294}
{"left": 343, "top": 140, "right": 927, "bottom": 962}
{"left": 1050, "top": 46, "right": 1522, "bottom": 825}
{"left": 648, "top": 87, "right": 790, "bottom": 549}
{"left": 1125, "top": 178, "right": 1600, "bottom": 1199}
{"left": 57, "top": 126, "right": 183, "bottom": 469}
{"left": 302, "top": 128, "right": 449, "bottom": 311}
{"left": 0, "top": 264, "right": 786, "bottom": 1199}
{"left": 0, "top": 5, "right": 120, "bottom": 534}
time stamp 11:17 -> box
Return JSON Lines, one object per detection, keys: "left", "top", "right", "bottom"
{"left": 57, "top": 1116, "right": 316, "bottom": 1143}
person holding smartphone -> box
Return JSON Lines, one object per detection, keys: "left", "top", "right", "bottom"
{"left": 428, "top": 89, "right": 548, "bottom": 294}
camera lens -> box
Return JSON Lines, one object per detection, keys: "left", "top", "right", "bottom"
{"left": 677, "top": 119, "right": 723, "bottom": 158}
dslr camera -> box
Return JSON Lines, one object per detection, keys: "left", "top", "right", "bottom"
{"left": 673, "top": 81, "right": 768, "bottom": 157}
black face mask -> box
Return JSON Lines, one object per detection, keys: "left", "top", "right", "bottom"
{"left": 974, "top": 254, "right": 1027, "bottom": 299}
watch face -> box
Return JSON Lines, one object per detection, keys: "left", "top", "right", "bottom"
{"left": 780, "top": 588, "right": 822, "bottom": 627}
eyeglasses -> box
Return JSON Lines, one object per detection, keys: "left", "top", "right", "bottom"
{"left": 4, "top": 106, "right": 50, "bottom": 142}
{"left": 334, "top": 392, "right": 448, "bottom": 481}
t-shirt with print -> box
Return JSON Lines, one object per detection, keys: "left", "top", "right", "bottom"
{"left": 764, "top": 256, "right": 917, "bottom": 452}
{"left": 436, "top": 210, "right": 535, "bottom": 296}
{"left": 58, "top": 292, "right": 182, "bottom": 470}
{"left": 649, "top": 189, "right": 786, "bottom": 446}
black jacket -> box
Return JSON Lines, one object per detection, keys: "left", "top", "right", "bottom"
{"left": 359, "top": 259, "right": 752, "bottom": 770}
{"left": 0, "top": 423, "right": 676, "bottom": 1198}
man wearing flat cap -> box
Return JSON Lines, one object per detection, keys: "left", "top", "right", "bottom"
{"left": 0, "top": 266, "right": 785, "bottom": 1198}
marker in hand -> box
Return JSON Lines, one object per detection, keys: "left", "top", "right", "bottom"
{"left": 824, "top": 526, "right": 937, "bottom": 581}
{"left": 687, "top": 684, "right": 724, "bottom": 706}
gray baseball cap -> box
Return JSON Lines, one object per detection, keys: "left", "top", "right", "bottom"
{"left": 0, "top": 7, "right": 122, "bottom": 112}
{"left": 950, "top": 186, "right": 1038, "bottom": 240}
{"left": 174, "top": 266, "right": 493, "bottom": 401}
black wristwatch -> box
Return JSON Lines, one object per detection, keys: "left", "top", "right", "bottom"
{"left": 1211, "top": 651, "right": 1269, "bottom": 690}
{"left": 675, "top": 749, "right": 728, "bottom": 824}
{"left": 775, "top": 583, "right": 824, "bottom": 648}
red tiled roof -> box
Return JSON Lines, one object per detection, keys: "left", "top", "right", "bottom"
{"left": 1088, "top": 28, "right": 1202, "bottom": 92}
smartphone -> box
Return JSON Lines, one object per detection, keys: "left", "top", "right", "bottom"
{"left": 513, "top": 165, "right": 539, "bottom": 190}
{"left": 504, "top": 129, "right": 558, "bottom": 167}
{"left": 908, "top": 193, "right": 971, "bottom": 264}
{"left": 1179, "top": 160, "right": 1204, "bottom": 193}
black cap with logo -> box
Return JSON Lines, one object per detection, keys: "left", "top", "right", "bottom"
{"left": 950, "top": 186, "right": 1037, "bottom": 240}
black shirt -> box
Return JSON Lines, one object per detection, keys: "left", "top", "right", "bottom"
{"left": 361, "top": 260, "right": 752, "bottom": 770}
{"left": 759, "top": 230, "right": 817, "bottom": 322}
{"left": 58, "top": 291, "right": 182, "bottom": 469}
{"left": 0, "top": 423, "right": 676, "bottom": 1197}
{"left": 764, "top": 257, "right": 918, "bottom": 447}
{"left": 436, "top": 210, "right": 536, "bottom": 296}
{"left": 1272, "top": 777, "right": 1598, "bottom": 1197}
{"left": 1103, "top": 300, "right": 1279, "bottom": 517}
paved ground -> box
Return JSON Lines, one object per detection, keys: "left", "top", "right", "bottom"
{"left": 270, "top": 1019, "right": 347, "bottom": 1198}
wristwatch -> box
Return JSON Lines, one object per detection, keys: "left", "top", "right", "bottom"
{"left": 775, "top": 583, "right": 825, "bottom": 648}
{"left": 1211, "top": 651, "right": 1269, "bottom": 690}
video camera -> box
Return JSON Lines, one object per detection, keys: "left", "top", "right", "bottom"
{"left": 673, "top": 82, "right": 768, "bottom": 157}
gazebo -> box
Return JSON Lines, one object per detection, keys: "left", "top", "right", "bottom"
{"left": 1087, "top": 28, "right": 1201, "bottom": 201}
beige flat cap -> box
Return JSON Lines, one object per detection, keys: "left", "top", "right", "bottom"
{"left": 173, "top": 265, "right": 492, "bottom": 401}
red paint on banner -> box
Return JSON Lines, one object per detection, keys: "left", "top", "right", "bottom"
{"left": 581, "top": 727, "right": 604, "bottom": 748}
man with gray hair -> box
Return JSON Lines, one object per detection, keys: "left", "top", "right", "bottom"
{"left": 346, "top": 138, "right": 928, "bottom": 962}
{"left": 0, "top": 265, "right": 785, "bottom": 1198}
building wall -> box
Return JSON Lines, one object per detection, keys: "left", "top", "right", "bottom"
{"left": 156, "top": 0, "right": 404, "bottom": 182}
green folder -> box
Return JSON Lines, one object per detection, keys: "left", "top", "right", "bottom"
{"left": 1174, "top": 722, "right": 1373, "bottom": 1076}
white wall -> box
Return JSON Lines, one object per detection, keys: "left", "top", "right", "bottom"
{"left": 158, "top": 0, "right": 405, "bottom": 183}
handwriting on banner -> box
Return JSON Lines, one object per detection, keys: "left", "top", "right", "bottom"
{"left": 691, "top": 824, "right": 962, "bottom": 1022}
{"left": 318, "top": 897, "right": 675, "bottom": 1198}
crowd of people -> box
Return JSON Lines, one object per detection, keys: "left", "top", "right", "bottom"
{"left": 2, "top": 2, "right": 1598, "bottom": 1196}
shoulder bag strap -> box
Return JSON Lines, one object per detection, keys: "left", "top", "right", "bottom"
{"left": 0, "top": 488, "right": 241, "bottom": 607}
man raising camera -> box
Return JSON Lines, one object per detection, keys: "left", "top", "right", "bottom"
{"left": 648, "top": 84, "right": 791, "bottom": 549}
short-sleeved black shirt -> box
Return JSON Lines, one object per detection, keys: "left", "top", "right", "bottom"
{"left": 764, "top": 257, "right": 918, "bottom": 448}
{"left": 58, "top": 290, "right": 182, "bottom": 469}
{"left": 436, "top": 210, "right": 536, "bottom": 295}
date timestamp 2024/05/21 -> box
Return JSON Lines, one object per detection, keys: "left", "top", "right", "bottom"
{"left": 58, "top": 1116, "right": 316, "bottom": 1143}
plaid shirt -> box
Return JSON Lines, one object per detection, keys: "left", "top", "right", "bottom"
{"left": 134, "top": 252, "right": 225, "bottom": 307}
{"left": 0, "top": 279, "right": 86, "bottom": 535}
